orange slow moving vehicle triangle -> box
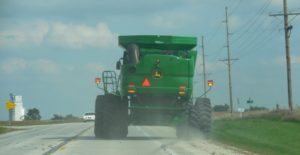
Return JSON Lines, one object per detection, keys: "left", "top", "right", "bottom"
{"left": 142, "top": 78, "right": 151, "bottom": 87}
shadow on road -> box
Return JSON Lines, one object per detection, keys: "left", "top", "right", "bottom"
{"left": 56, "top": 135, "right": 176, "bottom": 141}
{"left": 42, "top": 137, "right": 72, "bottom": 141}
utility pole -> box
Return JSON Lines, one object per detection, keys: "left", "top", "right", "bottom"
{"left": 201, "top": 36, "right": 207, "bottom": 97}
{"left": 270, "top": 0, "right": 300, "bottom": 112}
{"left": 9, "top": 93, "right": 15, "bottom": 126}
{"left": 225, "top": 6, "right": 233, "bottom": 114}
{"left": 219, "top": 7, "right": 239, "bottom": 114}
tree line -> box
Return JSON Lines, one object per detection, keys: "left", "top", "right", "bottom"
{"left": 24, "top": 108, "right": 80, "bottom": 121}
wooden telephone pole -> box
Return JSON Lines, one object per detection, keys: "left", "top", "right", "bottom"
{"left": 201, "top": 36, "right": 207, "bottom": 97}
{"left": 219, "top": 7, "right": 239, "bottom": 114}
{"left": 270, "top": 0, "right": 300, "bottom": 112}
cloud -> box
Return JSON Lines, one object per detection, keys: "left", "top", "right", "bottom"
{"left": 149, "top": 12, "right": 194, "bottom": 30}
{"left": 292, "top": 56, "right": 300, "bottom": 64}
{"left": 32, "top": 59, "right": 60, "bottom": 74}
{"left": 0, "top": 58, "right": 111, "bottom": 76}
{"left": 195, "top": 55, "right": 225, "bottom": 73}
{"left": 270, "top": 0, "right": 300, "bottom": 7}
{"left": 275, "top": 55, "right": 300, "bottom": 65}
{"left": 85, "top": 63, "right": 106, "bottom": 74}
{"left": 0, "top": 21, "right": 49, "bottom": 46}
{"left": 270, "top": 0, "right": 283, "bottom": 6}
{"left": 0, "top": 21, "right": 117, "bottom": 49}
{"left": 49, "top": 22, "right": 117, "bottom": 48}
{"left": 230, "top": 15, "right": 241, "bottom": 30}
{"left": 206, "top": 61, "right": 225, "bottom": 72}
{"left": 0, "top": 58, "right": 60, "bottom": 74}
{"left": 0, "top": 58, "right": 28, "bottom": 74}
{"left": 275, "top": 56, "right": 285, "bottom": 65}
{"left": 150, "top": 15, "right": 178, "bottom": 29}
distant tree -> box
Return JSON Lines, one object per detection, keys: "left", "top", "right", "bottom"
{"left": 51, "top": 114, "right": 79, "bottom": 120}
{"left": 51, "top": 114, "right": 64, "bottom": 120}
{"left": 64, "top": 114, "right": 79, "bottom": 120}
{"left": 246, "top": 106, "right": 268, "bottom": 112}
{"left": 25, "top": 108, "right": 41, "bottom": 120}
{"left": 213, "top": 104, "right": 229, "bottom": 112}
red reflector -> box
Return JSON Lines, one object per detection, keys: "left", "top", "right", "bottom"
{"left": 128, "top": 84, "right": 135, "bottom": 87}
{"left": 142, "top": 78, "right": 151, "bottom": 87}
{"left": 179, "top": 85, "right": 186, "bottom": 89}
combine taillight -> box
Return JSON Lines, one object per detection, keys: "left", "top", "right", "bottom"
{"left": 128, "top": 83, "right": 136, "bottom": 93}
{"left": 179, "top": 90, "right": 186, "bottom": 95}
{"left": 128, "top": 89, "right": 136, "bottom": 93}
{"left": 179, "top": 85, "right": 186, "bottom": 95}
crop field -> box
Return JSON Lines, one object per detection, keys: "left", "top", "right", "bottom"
{"left": 0, "top": 127, "right": 17, "bottom": 134}
{"left": 211, "top": 109, "right": 300, "bottom": 155}
{"left": 0, "top": 119, "right": 84, "bottom": 127}
{"left": 0, "top": 119, "right": 85, "bottom": 135}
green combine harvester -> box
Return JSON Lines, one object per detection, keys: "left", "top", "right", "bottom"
{"left": 94, "top": 35, "right": 212, "bottom": 139}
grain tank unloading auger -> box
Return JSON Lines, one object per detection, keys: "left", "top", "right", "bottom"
{"left": 94, "top": 35, "right": 212, "bottom": 139}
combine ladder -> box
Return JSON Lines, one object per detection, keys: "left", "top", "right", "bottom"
{"left": 102, "top": 71, "right": 118, "bottom": 94}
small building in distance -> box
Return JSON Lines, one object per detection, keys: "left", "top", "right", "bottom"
{"left": 12, "top": 95, "right": 26, "bottom": 121}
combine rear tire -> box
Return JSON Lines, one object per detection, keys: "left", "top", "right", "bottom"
{"left": 94, "top": 94, "right": 128, "bottom": 139}
{"left": 94, "top": 95, "right": 103, "bottom": 138}
{"left": 191, "top": 98, "right": 212, "bottom": 133}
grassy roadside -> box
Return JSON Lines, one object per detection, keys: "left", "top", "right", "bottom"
{"left": 0, "top": 127, "right": 18, "bottom": 134}
{"left": 0, "top": 119, "right": 85, "bottom": 134}
{"left": 210, "top": 110, "right": 300, "bottom": 155}
{"left": 0, "top": 119, "right": 84, "bottom": 126}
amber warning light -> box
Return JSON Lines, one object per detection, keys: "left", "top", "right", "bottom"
{"left": 207, "top": 80, "right": 214, "bottom": 87}
{"left": 95, "top": 77, "right": 101, "bottom": 86}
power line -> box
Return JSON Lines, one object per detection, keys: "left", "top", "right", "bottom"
{"left": 236, "top": 18, "right": 279, "bottom": 55}
{"left": 289, "top": 15, "right": 300, "bottom": 23}
{"left": 236, "top": 20, "right": 283, "bottom": 58}
{"left": 235, "top": 0, "right": 272, "bottom": 32}
{"left": 232, "top": 0, "right": 272, "bottom": 43}
{"left": 228, "top": 0, "right": 242, "bottom": 16}
{"left": 206, "top": 1, "right": 274, "bottom": 80}
{"left": 228, "top": 0, "right": 238, "bottom": 9}
{"left": 205, "top": 0, "right": 243, "bottom": 60}
{"left": 208, "top": 1, "right": 275, "bottom": 73}
{"left": 206, "top": 21, "right": 223, "bottom": 46}
{"left": 209, "top": 44, "right": 226, "bottom": 62}
{"left": 237, "top": 24, "right": 282, "bottom": 59}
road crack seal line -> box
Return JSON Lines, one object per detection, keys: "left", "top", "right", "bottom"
{"left": 42, "top": 125, "right": 93, "bottom": 155}
{"left": 136, "top": 126, "right": 178, "bottom": 155}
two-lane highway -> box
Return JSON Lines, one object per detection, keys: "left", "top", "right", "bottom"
{"left": 0, "top": 123, "right": 248, "bottom": 155}
{"left": 52, "top": 125, "right": 246, "bottom": 155}
{"left": 0, "top": 122, "right": 93, "bottom": 155}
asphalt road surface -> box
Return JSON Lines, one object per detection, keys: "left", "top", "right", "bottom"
{"left": 0, "top": 122, "right": 93, "bottom": 155}
{"left": 0, "top": 122, "right": 248, "bottom": 155}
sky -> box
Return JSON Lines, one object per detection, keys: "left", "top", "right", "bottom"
{"left": 0, "top": 0, "right": 300, "bottom": 120}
